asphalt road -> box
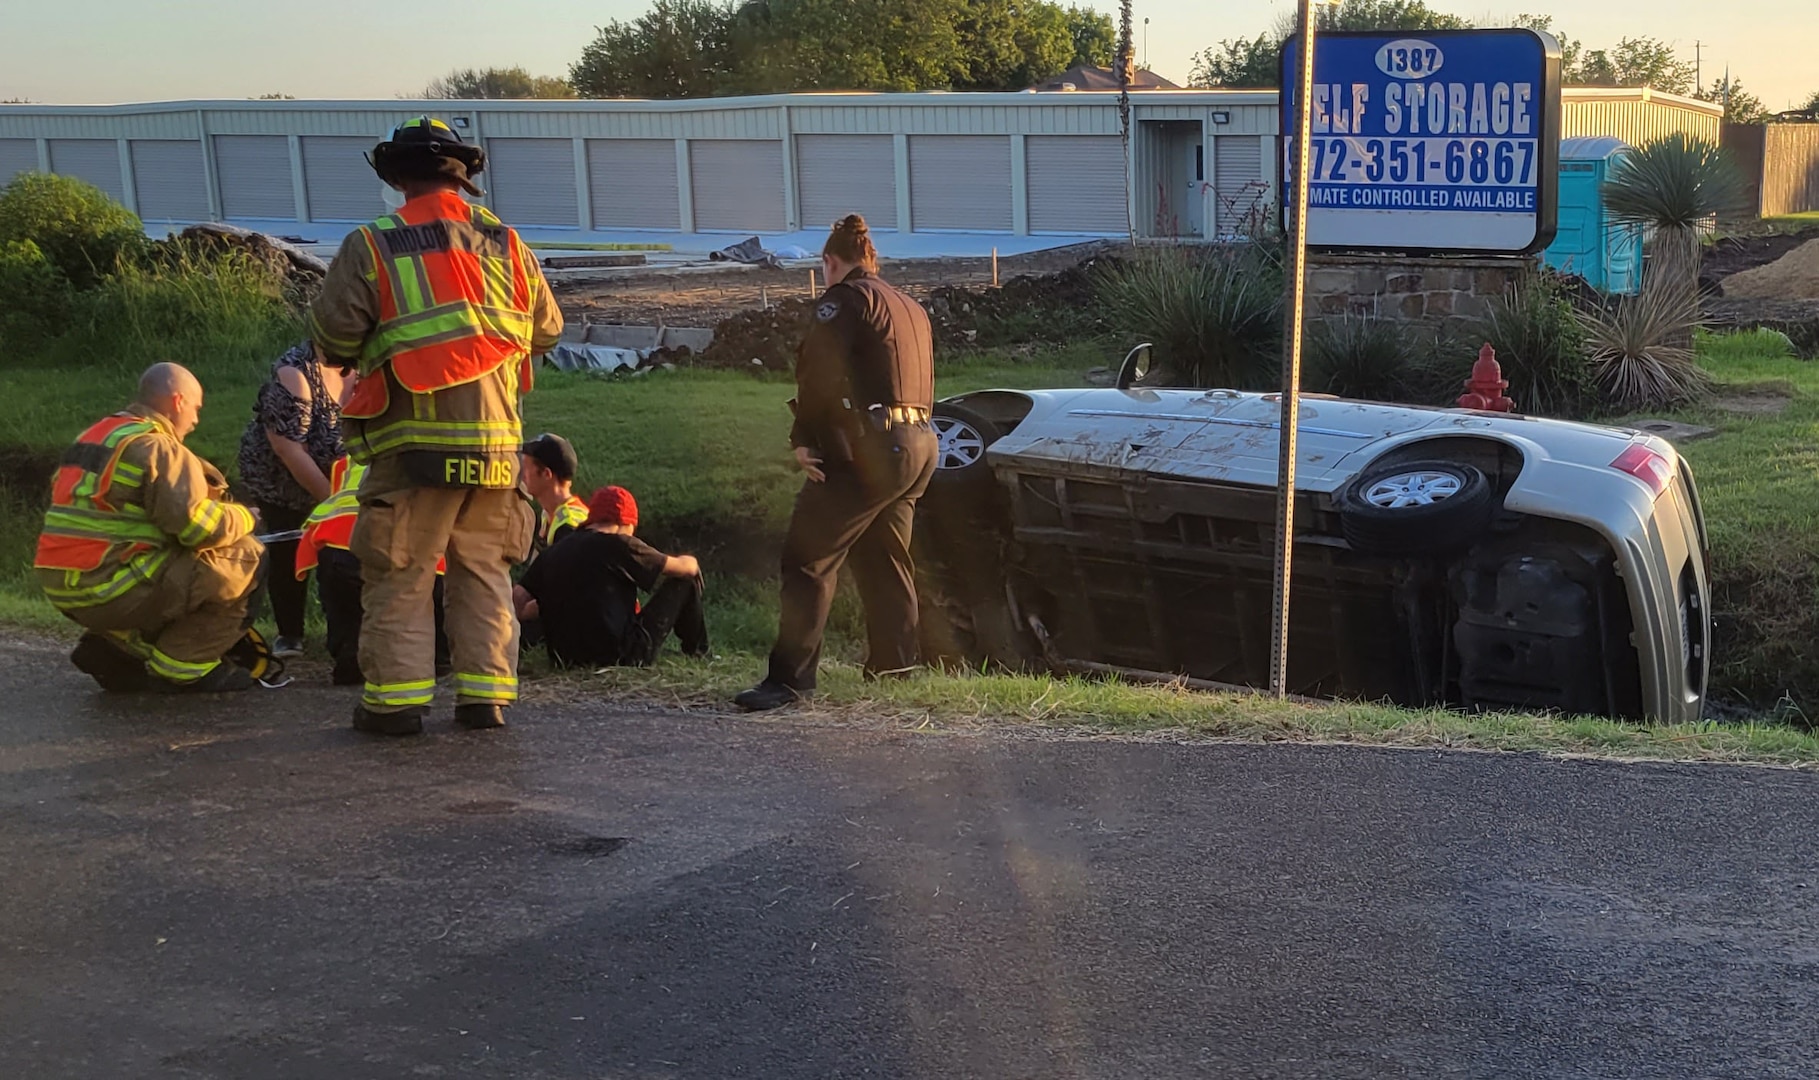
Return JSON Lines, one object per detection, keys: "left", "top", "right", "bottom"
{"left": 5, "top": 634, "right": 1819, "bottom": 1079}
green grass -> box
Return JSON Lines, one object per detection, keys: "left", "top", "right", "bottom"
{"left": 1764, "top": 212, "right": 1819, "bottom": 228}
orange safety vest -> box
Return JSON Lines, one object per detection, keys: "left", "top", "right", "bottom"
{"left": 35, "top": 414, "right": 175, "bottom": 604}
{"left": 295, "top": 456, "right": 446, "bottom": 579}
{"left": 341, "top": 193, "right": 539, "bottom": 422}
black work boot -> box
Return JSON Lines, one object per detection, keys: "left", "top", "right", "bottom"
{"left": 733, "top": 681, "right": 808, "bottom": 712}
{"left": 352, "top": 705, "right": 426, "bottom": 737}
{"left": 154, "top": 662, "right": 256, "bottom": 694}
{"left": 454, "top": 703, "right": 506, "bottom": 730}
{"left": 70, "top": 633, "right": 152, "bottom": 692}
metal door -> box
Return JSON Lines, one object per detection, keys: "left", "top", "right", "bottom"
{"left": 909, "top": 135, "right": 1011, "bottom": 231}
{"left": 301, "top": 136, "right": 384, "bottom": 223}
{"left": 486, "top": 138, "right": 578, "bottom": 227}
{"left": 796, "top": 134, "right": 896, "bottom": 230}
{"left": 1213, "top": 137, "right": 1265, "bottom": 240}
{"left": 689, "top": 140, "right": 785, "bottom": 232}
{"left": 0, "top": 139, "right": 36, "bottom": 187}
{"left": 130, "top": 140, "right": 208, "bottom": 222}
{"left": 1026, "top": 135, "right": 1125, "bottom": 234}
{"left": 47, "top": 139, "right": 124, "bottom": 203}
{"left": 213, "top": 135, "right": 295, "bottom": 220}
{"left": 587, "top": 139, "right": 680, "bottom": 230}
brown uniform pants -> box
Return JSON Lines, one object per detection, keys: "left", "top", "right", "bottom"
{"left": 352, "top": 461, "right": 532, "bottom": 713}
{"left": 49, "top": 537, "right": 263, "bottom": 681}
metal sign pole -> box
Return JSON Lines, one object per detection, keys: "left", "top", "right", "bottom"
{"left": 1270, "top": 0, "right": 1319, "bottom": 699}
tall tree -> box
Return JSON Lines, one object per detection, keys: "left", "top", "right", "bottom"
{"left": 1570, "top": 37, "right": 1695, "bottom": 94}
{"left": 421, "top": 66, "right": 575, "bottom": 99}
{"left": 1190, "top": 0, "right": 1469, "bottom": 89}
{"left": 1064, "top": 5, "right": 1115, "bottom": 68}
{"left": 1800, "top": 90, "right": 1819, "bottom": 113}
{"left": 1699, "top": 74, "right": 1768, "bottom": 125}
{"left": 571, "top": 0, "right": 736, "bottom": 99}
{"left": 1187, "top": 36, "right": 1276, "bottom": 89}
{"left": 1511, "top": 13, "right": 1581, "bottom": 74}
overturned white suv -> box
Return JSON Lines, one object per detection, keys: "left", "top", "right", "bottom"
{"left": 916, "top": 353, "right": 1711, "bottom": 723}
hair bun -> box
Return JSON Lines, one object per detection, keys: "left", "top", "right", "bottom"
{"left": 837, "top": 214, "right": 868, "bottom": 236}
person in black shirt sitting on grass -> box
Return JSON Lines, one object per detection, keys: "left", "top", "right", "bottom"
{"left": 515, "top": 486, "right": 710, "bottom": 669}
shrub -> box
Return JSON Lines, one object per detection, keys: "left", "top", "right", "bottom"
{"left": 1467, "top": 275, "right": 1593, "bottom": 417}
{"left": 1579, "top": 278, "right": 1711, "bottom": 410}
{"left": 1305, "top": 316, "right": 1416, "bottom": 401}
{"left": 0, "top": 239, "right": 73, "bottom": 353}
{"left": 1602, "top": 134, "right": 1748, "bottom": 299}
{"left": 1095, "top": 246, "right": 1280, "bottom": 388}
{"left": 0, "top": 172, "right": 146, "bottom": 290}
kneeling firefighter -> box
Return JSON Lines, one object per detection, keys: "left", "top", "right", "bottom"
{"left": 308, "top": 116, "right": 564, "bottom": 736}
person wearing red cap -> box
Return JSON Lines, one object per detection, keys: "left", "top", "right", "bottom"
{"left": 515, "top": 486, "right": 709, "bottom": 668}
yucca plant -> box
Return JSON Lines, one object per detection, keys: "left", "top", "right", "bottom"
{"left": 1094, "top": 246, "right": 1281, "bottom": 388}
{"left": 1467, "top": 275, "right": 1594, "bottom": 417}
{"left": 1306, "top": 315, "right": 1414, "bottom": 401}
{"left": 1601, "top": 133, "right": 1749, "bottom": 296}
{"left": 1579, "top": 276, "right": 1711, "bottom": 411}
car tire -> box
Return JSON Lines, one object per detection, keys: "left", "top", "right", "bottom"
{"left": 928, "top": 403, "right": 1004, "bottom": 508}
{"left": 1336, "top": 460, "right": 1496, "bottom": 556}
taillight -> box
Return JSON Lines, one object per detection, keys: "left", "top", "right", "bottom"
{"left": 1610, "top": 443, "right": 1673, "bottom": 498}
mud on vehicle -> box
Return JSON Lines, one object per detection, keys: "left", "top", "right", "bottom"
{"left": 914, "top": 351, "right": 1711, "bottom": 723}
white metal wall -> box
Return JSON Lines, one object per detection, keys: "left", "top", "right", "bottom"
{"left": 47, "top": 139, "right": 124, "bottom": 203}
{"left": 301, "top": 135, "right": 382, "bottom": 222}
{"left": 796, "top": 134, "right": 896, "bottom": 230}
{"left": 1213, "top": 137, "right": 1266, "bottom": 239}
{"left": 486, "top": 138, "right": 579, "bottom": 227}
{"left": 129, "top": 140, "right": 208, "bottom": 222}
{"left": 0, "top": 139, "right": 35, "bottom": 186}
{"left": 213, "top": 135, "right": 294, "bottom": 219}
{"left": 587, "top": 139, "right": 679, "bottom": 230}
{"left": 1026, "top": 134, "right": 1124, "bottom": 234}
{"left": 910, "top": 135, "right": 1011, "bottom": 231}
{"left": 689, "top": 140, "right": 785, "bottom": 232}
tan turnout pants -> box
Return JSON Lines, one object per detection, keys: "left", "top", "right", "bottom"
{"left": 351, "top": 460, "right": 532, "bottom": 713}
{"left": 46, "top": 537, "right": 263, "bottom": 682}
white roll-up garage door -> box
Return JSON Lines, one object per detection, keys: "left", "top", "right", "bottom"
{"left": 689, "top": 140, "right": 785, "bottom": 232}
{"left": 0, "top": 140, "right": 37, "bottom": 187}
{"left": 1026, "top": 135, "right": 1125, "bottom": 234}
{"left": 486, "top": 138, "right": 578, "bottom": 227}
{"left": 214, "top": 135, "right": 295, "bottom": 220}
{"left": 47, "top": 139, "right": 125, "bottom": 203}
{"left": 301, "top": 136, "right": 384, "bottom": 223}
{"left": 130, "top": 140, "right": 208, "bottom": 222}
{"left": 1214, "top": 137, "right": 1265, "bottom": 239}
{"left": 909, "top": 136, "right": 1011, "bottom": 232}
{"left": 587, "top": 139, "right": 679, "bottom": 230}
{"left": 796, "top": 135, "right": 896, "bottom": 231}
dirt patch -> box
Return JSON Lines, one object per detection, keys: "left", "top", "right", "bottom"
{"left": 1704, "top": 226, "right": 1819, "bottom": 283}
{"left": 1711, "top": 381, "right": 1797, "bottom": 416}
{"left": 1721, "top": 238, "right": 1819, "bottom": 300}
{"left": 555, "top": 241, "right": 1117, "bottom": 329}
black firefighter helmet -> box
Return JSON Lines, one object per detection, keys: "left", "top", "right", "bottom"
{"left": 368, "top": 116, "right": 487, "bottom": 197}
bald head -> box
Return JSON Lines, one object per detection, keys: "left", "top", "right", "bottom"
{"left": 137, "top": 363, "right": 204, "bottom": 439}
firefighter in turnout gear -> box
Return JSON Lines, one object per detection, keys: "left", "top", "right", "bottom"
{"left": 734, "top": 215, "right": 937, "bottom": 712}
{"left": 309, "top": 116, "right": 564, "bottom": 736}
{"left": 36, "top": 363, "right": 265, "bottom": 693}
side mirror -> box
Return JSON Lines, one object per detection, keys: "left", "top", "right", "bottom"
{"left": 1116, "top": 342, "right": 1154, "bottom": 390}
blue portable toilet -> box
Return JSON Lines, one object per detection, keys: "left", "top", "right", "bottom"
{"left": 1542, "top": 137, "right": 1642, "bottom": 295}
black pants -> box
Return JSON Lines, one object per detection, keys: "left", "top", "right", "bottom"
{"left": 767, "top": 424, "right": 937, "bottom": 691}
{"left": 317, "top": 548, "right": 449, "bottom": 684}
{"left": 623, "top": 575, "right": 710, "bottom": 666}
{"left": 258, "top": 503, "right": 311, "bottom": 639}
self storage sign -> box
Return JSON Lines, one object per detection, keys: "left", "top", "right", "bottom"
{"left": 1280, "top": 29, "right": 1562, "bottom": 254}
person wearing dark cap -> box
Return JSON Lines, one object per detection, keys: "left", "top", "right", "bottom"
{"left": 521, "top": 432, "right": 587, "bottom": 558}
{"left": 516, "top": 486, "right": 710, "bottom": 669}
{"left": 734, "top": 214, "right": 936, "bottom": 712}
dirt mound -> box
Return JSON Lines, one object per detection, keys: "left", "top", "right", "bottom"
{"left": 165, "top": 224, "right": 328, "bottom": 304}
{"left": 683, "top": 297, "right": 816, "bottom": 372}
{"left": 1719, "top": 238, "right": 1819, "bottom": 300}
{"left": 1704, "top": 228, "right": 1819, "bottom": 282}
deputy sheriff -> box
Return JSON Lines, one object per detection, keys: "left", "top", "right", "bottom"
{"left": 308, "top": 117, "right": 563, "bottom": 736}
{"left": 36, "top": 363, "right": 265, "bottom": 693}
{"left": 734, "top": 214, "right": 937, "bottom": 711}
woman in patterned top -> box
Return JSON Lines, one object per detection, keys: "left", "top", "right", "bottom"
{"left": 237, "top": 341, "right": 350, "bottom": 657}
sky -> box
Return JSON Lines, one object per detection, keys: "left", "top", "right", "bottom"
{"left": 1, "top": 0, "right": 1814, "bottom": 110}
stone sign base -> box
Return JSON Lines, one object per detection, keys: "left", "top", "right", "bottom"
{"left": 1306, "top": 255, "right": 1536, "bottom": 328}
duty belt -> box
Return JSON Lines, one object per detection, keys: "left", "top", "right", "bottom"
{"left": 863, "top": 404, "right": 931, "bottom": 431}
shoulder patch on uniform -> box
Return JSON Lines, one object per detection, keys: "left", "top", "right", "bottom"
{"left": 816, "top": 300, "right": 840, "bottom": 322}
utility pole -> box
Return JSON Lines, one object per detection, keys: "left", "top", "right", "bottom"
{"left": 1694, "top": 40, "right": 1702, "bottom": 94}
{"left": 1144, "top": 18, "right": 1150, "bottom": 70}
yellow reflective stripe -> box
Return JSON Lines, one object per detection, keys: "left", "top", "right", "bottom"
{"left": 347, "top": 419, "right": 522, "bottom": 459}
{"left": 147, "top": 647, "right": 217, "bottom": 683}
{"left": 41, "top": 505, "right": 168, "bottom": 544}
{"left": 454, "top": 672, "right": 517, "bottom": 702}
{"left": 363, "top": 680, "right": 435, "bottom": 708}
{"left": 392, "top": 255, "right": 429, "bottom": 311}
{"left": 308, "top": 309, "right": 365, "bottom": 353}
{"left": 41, "top": 549, "right": 175, "bottom": 607}
{"left": 481, "top": 254, "right": 513, "bottom": 310}
{"left": 179, "top": 500, "right": 224, "bottom": 547}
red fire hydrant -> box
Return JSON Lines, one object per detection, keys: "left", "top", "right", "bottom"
{"left": 1458, "top": 343, "right": 1514, "bottom": 412}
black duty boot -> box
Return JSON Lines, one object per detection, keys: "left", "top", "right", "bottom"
{"left": 154, "top": 662, "right": 256, "bottom": 694}
{"left": 352, "top": 705, "right": 426, "bottom": 736}
{"left": 454, "top": 703, "right": 506, "bottom": 730}
{"left": 733, "top": 681, "right": 808, "bottom": 712}
{"left": 331, "top": 654, "right": 364, "bottom": 687}
{"left": 70, "top": 633, "right": 152, "bottom": 692}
